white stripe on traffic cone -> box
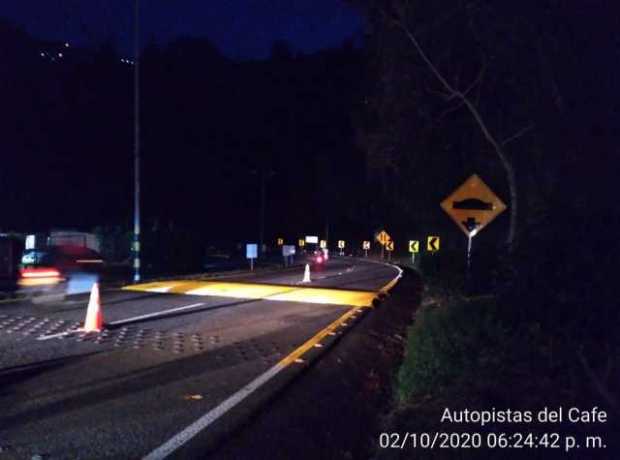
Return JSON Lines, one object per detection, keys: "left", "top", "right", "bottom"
{"left": 83, "top": 282, "right": 103, "bottom": 332}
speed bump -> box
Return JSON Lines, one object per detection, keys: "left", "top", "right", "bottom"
{"left": 123, "top": 281, "right": 376, "bottom": 308}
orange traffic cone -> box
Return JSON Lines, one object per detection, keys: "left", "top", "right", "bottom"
{"left": 302, "top": 264, "right": 311, "bottom": 283}
{"left": 83, "top": 282, "right": 103, "bottom": 332}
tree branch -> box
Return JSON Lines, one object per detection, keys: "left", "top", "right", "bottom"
{"left": 501, "top": 124, "right": 535, "bottom": 147}
{"left": 437, "top": 100, "right": 466, "bottom": 120}
{"left": 387, "top": 10, "right": 519, "bottom": 245}
{"left": 392, "top": 18, "right": 459, "bottom": 96}
{"left": 462, "top": 62, "right": 486, "bottom": 98}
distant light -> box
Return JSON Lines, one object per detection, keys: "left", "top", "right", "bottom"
{"left": 121, "top": 58, "right": 125, "bottom": 63}
{"left": 65, "top": 42, "right": 70, "bottom": 48}
{"left": 40, "top": 52, "right": 45, "bottom": 57}
{"left": 58, "top": 52, "right": 63, "bottom": 58}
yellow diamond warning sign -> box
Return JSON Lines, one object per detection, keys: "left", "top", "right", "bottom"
{"left": 440, "top": 174, "right": 507, "bottom": 237}
{"left": 375, "top": 230, "right": 390, "bottom": 246}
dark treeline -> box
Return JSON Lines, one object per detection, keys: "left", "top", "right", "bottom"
{"left": 349, "top": 0, "right": 619, "bottom": 429}
{"left": 2, "top": 3, "right": 618, "bottom": 263}
{"left": 350, "top": 1, "right": 617, "bottom": 248}
{"left": 1, "top": 19, "right": 364, "bottom": 248}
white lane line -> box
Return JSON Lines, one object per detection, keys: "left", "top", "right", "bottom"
{"left": 142, "top": 362, "right": 286, "bottom": 460}
{"left": 108, "top": 302, "right": 205, "bottom": 326}
{"left": 37, "top": 302, "right": 207, "bottom": 340}
{"left": 38, "top": 330, "right": 74, "bottom": 341}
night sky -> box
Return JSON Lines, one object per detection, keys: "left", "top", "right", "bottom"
{"left": 2, "top": 0, "right": 363, "bottom": 59}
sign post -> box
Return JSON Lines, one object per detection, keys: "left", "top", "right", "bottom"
{"left": 385, "top": 240, "right": 394, "bottom": 261}
{"left": 282, "top": 245, "right": 295, "bottom": 267}
{"left": 408, "top": 240, "right": 419, "bottom": 265}
{"left": 375, "top": 230, "right": 390, "bottom": 260}
{"left": 362, "top": 241, "right": 370, "bottom": 258}
{"left": 246, "top": 243, "right": 258, "bottom": 271}
{"left": 338, "top": 240, "right": 345, "bottom": 256}
{"left": 440, "top": 174, "right": 507, "bottom": 292}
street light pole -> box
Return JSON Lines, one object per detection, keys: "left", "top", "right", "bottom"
{"left": 133, "top": 0, "right": 141, "bottom": 282}
{"left": 259, "top": 168, "right": 265, "bottom": 254}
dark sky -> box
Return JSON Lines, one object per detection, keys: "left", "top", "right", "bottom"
{"left": 2, "top": 0, "right": 363, "bottom": 59}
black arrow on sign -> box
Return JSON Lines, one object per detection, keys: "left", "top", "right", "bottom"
{"left": 429, "top": 237, "right": 438, "bottom": 251}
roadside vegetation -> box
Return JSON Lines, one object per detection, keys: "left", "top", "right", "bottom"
{"left": 378, "top": 216, "right": 618, "bottom": 459}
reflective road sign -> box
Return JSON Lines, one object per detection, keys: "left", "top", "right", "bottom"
{"left": 440, "top": 174, "right": 507, "bottom": 237}
{"left": 427, "top": 236, "right": 440, "bottom": 252}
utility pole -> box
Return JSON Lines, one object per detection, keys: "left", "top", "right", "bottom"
{"left": 133, "top": 0, "right": 141, "bottom": 282}
{"left": 324, "top": 217, "right": 329, "bottom": 245}
{"left": 259, "top": 168, "right": 266, "bottom": 255}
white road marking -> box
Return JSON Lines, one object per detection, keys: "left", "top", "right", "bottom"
{"left": 142, "top": 362, "right": 286, "bottom": 460}
{"left": 146, "top": 286, "right": 174, "bottom": 293}
{"left": 142, "top": 264, "right": 404, "bottom": 459}
{"left": 108, "top": 302, "right": 205, "bottom": 326}
{"left": 37, "top": 302, "right": 205, "bottom": 340}
{"left": 37, "top": 330, "right": 73, "bottom": 341}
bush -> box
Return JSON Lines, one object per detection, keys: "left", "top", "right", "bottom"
{"left": 397, "top": 296, "right": 511, "bottom": 402}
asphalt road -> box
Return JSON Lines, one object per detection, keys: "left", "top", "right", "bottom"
{"left": 0, "top": 258, "right": 400, "bottom": 459}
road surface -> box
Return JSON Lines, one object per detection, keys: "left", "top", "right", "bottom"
{"left": 0, "top": 258, "right": 400, "bottom": 459}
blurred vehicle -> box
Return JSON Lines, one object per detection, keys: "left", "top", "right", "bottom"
{"left": 18, "top": 245, "right": 104, "bottom": 301}
{"left": 306, "top": 247, "right": 328, "bottom": 267}
{"left": 0, "top": 235, "right": 24, "bottom": 293}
